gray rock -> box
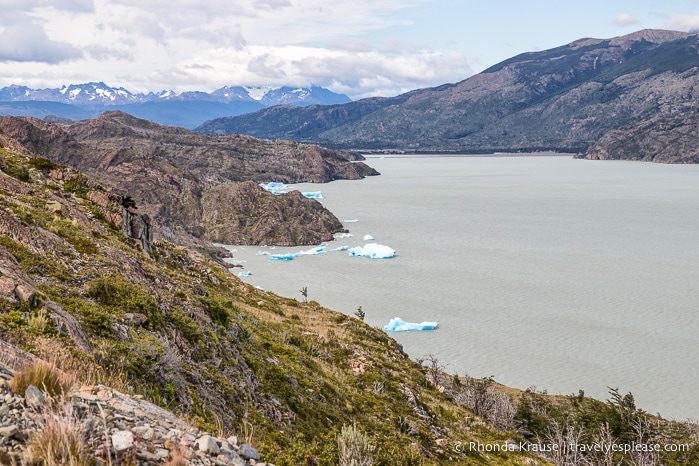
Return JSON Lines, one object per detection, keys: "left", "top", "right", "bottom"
{"left": 0, "top": 405, "right": 9, "bottom": 416}
{"left": 111, "top": 430, "right": 135, "bottom": 452}
{"left": 239, "top": 443, "right": 260, "bottom": 461}
{"left": 0, "top": 425, "right": 18, "bottom": 438}
{"left": 226, "top": 434, "right": 238, "bottom": 447}
{"left": 197, "top": 434, "right": 220, "bottom": 455}
{"left": 24, "top": 385, "right": 47, "bottom": 409}
{"left": 218, "top": 449, "right": 245, "bottom": 465}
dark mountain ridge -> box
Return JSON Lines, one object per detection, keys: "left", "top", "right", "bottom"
{"left": 196, "top": 29, "right": 699, "bottom": 162}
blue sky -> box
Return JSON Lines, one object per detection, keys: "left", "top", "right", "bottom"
{"left": 0, "top": 0, "right": 698, "bottom": 98}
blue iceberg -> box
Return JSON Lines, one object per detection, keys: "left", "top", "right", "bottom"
{"left": 383, "top": 317, "right": 439, "bottom": 332}
{"left": 270, "top": 253, "right": 297, "bottom": 261}
{"left": 237, "top": 271, "right": 252, "bottom": 277}
{"left": 269, "top": 246, "right": 326, "bottom": 261}
{"left": 349, "top": 243, "right": 396, "bottom": 259}
{"left": 302, "top": 191, "right": 324, "bottom": 199}
{"left": 262, "top": 182, "right": 293, "bottom": 194}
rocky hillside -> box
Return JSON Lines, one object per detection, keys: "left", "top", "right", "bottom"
{"left": 0, "top": 147, "right": 542, "bottom": 465}
{"left": 0, "top": 112, "right": 378, "bottom": 246}
{"left": 197, "top": 29, "right": 699, "bottom": 163}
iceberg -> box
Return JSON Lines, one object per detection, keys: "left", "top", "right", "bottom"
{"left": 302, "top": 191, "right": 324, "bottom": 199}
{"left": 349, "top": 243, "right": 395, "bottom": 259}
{"left": 363, "top": 234, "right": 375, "bottom": 240}
{"left": 344, "top": 219, "right": 359, "bottom": 223}
{"left": 269, "top": 246, "right": 326, "bottom": 261}
{"left": 335, "top": 233, "right": 353, "bottom": 239}
{"left": 262, "top": 182, "right": 292, "bottom": 194}
{"left": 270, "top": 253, "right": 298, "bottom": 261}
{"left": 237, "top": 271, "right": 252, "bottom": 277}
{"left": 383, "top": 317, "right": 439, "bottom": 332}
{"left": 329, "top": 246, "right": 348, "bottom": 252}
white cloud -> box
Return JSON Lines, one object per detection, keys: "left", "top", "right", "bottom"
{"left": 0, "top": 21, "right": 82, "bottom": 63}
{"left": 0, "top": 0, "right": 473, "bottom": 97}
{"left": 615, "top": 13, "right": 638, "bottom": 27}
{"left": 663, "top": 13, "right": 699, "bottom": 32}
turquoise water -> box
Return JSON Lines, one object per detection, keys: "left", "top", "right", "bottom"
{"left": 223, "top": 155, "right": 699, "bottom": 420}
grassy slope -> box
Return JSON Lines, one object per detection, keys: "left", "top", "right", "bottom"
{"left": 0, "top": 148, "right": 540, "bottom": 465}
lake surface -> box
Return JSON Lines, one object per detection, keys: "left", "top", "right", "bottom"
{"left": 223, "top": 155, "right": 699, "bottom": 421}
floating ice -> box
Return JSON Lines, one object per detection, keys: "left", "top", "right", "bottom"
{"left": 383, "top": 317, "right": 439, "bottom": 332}
{"left": 330, "top": 246, "right": 348, "bottom": 252}
{"left": 262, "top": 182, "right": 292, "bottom": 194}
{"left": 349, "top": 243, "right": 395, "bottom": 259}
{"left": 270, "top": 246, "right": 326, "bottom": 261}
{"left": 237, "top": 271, "right": 252, "bottom": 277}
{"left": 335, "top": 233, "right": 354, "bottom": 239}
{"left": 363, "top": 234, "right": 375, "bottom": 240}
{"left": 257, "top": 251, "right": 271, "bottom": 256}
{"left": 344, "top": 219, "right": 359, "bottom": 223}
{"left": 302, "top": 191, "right": 324, "bottom": 199}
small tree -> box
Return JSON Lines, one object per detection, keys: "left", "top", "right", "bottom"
{"left": 354, "top": 306, "right": 365, "bottom": 321}
{"left": 299, "top": 287, "right": 308, "bottom": 303}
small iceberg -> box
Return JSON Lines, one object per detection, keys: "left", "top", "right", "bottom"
{"left": 383, "top": 317, "right": 439, "bottom": 332}
{"left": 262, "top": 182, "right": 292, "bottom": 194}
{"left": 237, "top": 271, "right": 252, "bottom": 277}
{"left": 302, "top": 191, "right": 324, "bottom": 199}
{"left": 270, "top": 253, "right": 298, "bottom": 261}
{"left": 335, "top": 233, "right": 354, "bottom": 239}
{"left": 363, "top": 234, "right": 375, "bottom": 241}
{"left": 344, "top": 219, "right": 359, "bottom": 223}
{"left": 349, "top": 243, "right": 395, "bottom": 259}
{"left": 270, "top": 246, "right": 326, "bottom": 261}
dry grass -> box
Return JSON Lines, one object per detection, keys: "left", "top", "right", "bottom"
{"left": 164, "top": 448, "right": 189, "bottom": 466}
{"left": 24, "top": 411, "right": 93, "bottom": 466}
{"left": 9, "top": 361, "right": 75, "bottom": 398}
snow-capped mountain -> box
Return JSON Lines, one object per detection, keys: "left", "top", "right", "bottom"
{"left": 0, "top": 82, "right": 351, "bottom": 128}
{"left": 0, "top": 83, "right": 349, "bottom": 106}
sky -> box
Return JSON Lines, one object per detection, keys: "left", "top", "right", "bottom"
{"left": 1, "top": 0, "right": 699, "bottom": 99}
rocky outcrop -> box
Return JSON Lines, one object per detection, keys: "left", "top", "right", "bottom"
{"left": 201, "top": 181, "right": 345, "bottom": 246}
{"left": 120, "top": 197, "right": 154, "bottom": 253}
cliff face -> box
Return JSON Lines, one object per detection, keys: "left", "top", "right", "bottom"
{"left": 0, "top": 112, "right": 378, "bottom": 246}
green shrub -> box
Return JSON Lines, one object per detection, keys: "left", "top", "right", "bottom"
{"left": 27, "top": 157, "right": 59, "bottom": 172}
{"left": 86, "top": 275, "right": 161, "bottom": 328}
{"left": 337, "top": 424, "right": 375, "bottom": 466}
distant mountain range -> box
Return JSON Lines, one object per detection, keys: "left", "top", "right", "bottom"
{"left": 0, "top": 82, "right": 351, "bottom": 129}
{"left": 196, "top": 29, "right": 699, "bottom": 163}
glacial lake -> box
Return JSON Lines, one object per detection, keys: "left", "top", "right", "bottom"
{"left": 223, "top": 155, "right": 699, "bottom": 421}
